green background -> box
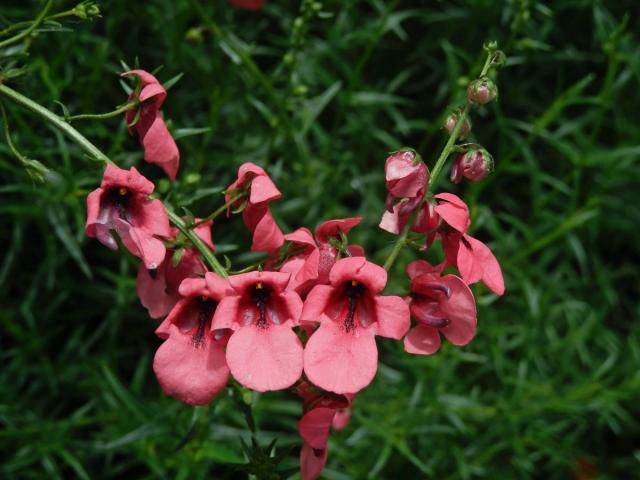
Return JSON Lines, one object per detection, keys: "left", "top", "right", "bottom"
{"left": 1, "top": 0, "right": 639, "bottom": 478}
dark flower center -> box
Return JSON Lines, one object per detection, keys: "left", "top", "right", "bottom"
{"left": 343, "top": 280, "right": 365, "bottom": 333}
{"left": 191, "top": 297, "right": 216, "bottom": 348}
{"left": 106, "top": 186, "right": 131, "bottom": 219}
{"left": 250, "top": 282, "right": 271, "bottom": 329}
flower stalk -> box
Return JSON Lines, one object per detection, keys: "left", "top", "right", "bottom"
{"left": 0, "top": 83, "right": 228, "bottom": 278}
{"left": 382, "top": 45, "right": 501, "bottom": 272}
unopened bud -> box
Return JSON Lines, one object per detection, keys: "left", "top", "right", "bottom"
{"left": 72, "top": 1, "right": 101, "bottom": 20}
{"left": 443, "top": 112, "right": 471, "bottom": 139}
{"left": 467, "top": 77, "right": 498, "bottom": 105}
{"left": 450, "top": 147, "right": 493, "bottom": 183}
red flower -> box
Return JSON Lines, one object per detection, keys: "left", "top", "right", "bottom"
{"left": 229, "top": 0, "right": 265, "bottom": 10}
{"left": 294, "top": 382, "right": 354, "bottom": 480}
{"left": 212, "top": 271, "right": 303, "bottom": 391}
{"left": 122, "top": 70, "right": 180, "bottom": 180}
{"left": 85, "top": 164, "right": 170, "bottom": 269}
{"left": 153, "top": 273, "right": 231, "bottom": 405}
{"left": 403, "top": 260, "right": 477, "bottom": 355}
{"left": 379, "top": 149, "right": 428, "bottom": 235}
{"left": 280, "top": 217, "right": 364, "bottom": 296}
{"left": 302, "top": 257, "right": 410, "bottom": 394}
{"left": 136, "top": 220, "right": 214, "bottom": 319}
{"left": 434, "top": 193, "right": 505, "bottom": 296}
{"left": 225, "top": 163, "right": 284, "bottom": 253}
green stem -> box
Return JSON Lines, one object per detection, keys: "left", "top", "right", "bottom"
{"left": 0, "top": 84, "right": 110, "bottom": 164}
{"left": 66, "top": 100, "right": 139, "bottom": 122}
{"left": 192, "top": 193, "right": 246, "bottom": 227}
{"left": 382, "top": 47, "right": 497, "bottom": 272}
{"left": 167, "top": 210, "right": 228, "bottom": 277}
{"left": 0, "top": 83, "right": 228, "bottom": 277}
{"left": 0, "top": 8, "right": 80, "bottom": 37}
{"left": 0, "top": 0, "right": 54, "bottom": 50}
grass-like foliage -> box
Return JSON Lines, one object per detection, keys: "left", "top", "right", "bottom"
{"left": 1, "top": 0, "right": 639, "bottom": 478}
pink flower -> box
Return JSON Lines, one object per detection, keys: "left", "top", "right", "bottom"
{"left": 280, "top": 217, "right": 363, "bottom": 296}
{"left": 225, "top": 163, "right": 284, "bottom": 253}
{"left": 229, "top": 0, "right": 265, "bottom": 10}
{"left": 122, "top": 70, "right": 180, "bottom": 180}
{"left": 379, "top": 149, "right": 429, "bottom": 235}
{"left": 85, "top": 164, "right": 170, "bottom": 269}
{"left": 153, "top": 273, "right": 231, "bottom": 405}
{"left": 433, "top": 193, "right": 505, "bottom": 296}
{"left": 136, "top": 221, "right": 214, "bottom": 319}
{"left": 403, "top": 260, "right": 477, "bottom": 355}
{"left": 211, "top": 270, "right": 303, "bottom": 391}
{"left": 302, "top": 257, "right": 410, "bottom": 394}
{"left": 294, "top": 382, "right": 354, "bottom": 480}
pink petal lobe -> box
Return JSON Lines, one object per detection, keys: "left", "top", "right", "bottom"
{"left": 226, "top": 324, "right": 303, "bottom": 392}
{"left": 304, "top": 322, "right": 378, "bottom": 394}
{"left": 297, "top": 407, "right": 335, "bottom": 449}
{"left": 439, "top": 275, "right": 477, "bottom": 345}
{"left": 315, "top": 217, "right": 362, "bottom": 243}
{"left": 136, "top": 260, "right": 179, "bottom": 319}
{"left": 434, "top": 193, "right": 470, "bottom": 233}
{"left": 374, "top": 295, "right": 410, "bottom": 339}
{"left": 249, "top": 174, "right": 281, "bottom": 204}
{"left": 464, "top": 235, "right": 505, "bottom": 296}
{"left": 211, "top": 296, "right": 241, "bottom": 330}
{"left": 404, "top": 324, "right": 441, "bottom": 355}
{"left": 329, "top": 257, "right": 387, "bottom": 295}
{"left": 284, "top": 227, "right": 317, "bottom": 248}
{"left": 153, "top": 324, "right": 229, "bottom": 405}
{"left": 137, "top": 112, "right": 180, "bottom": 181}
{"left": 251, "top": 209, "right": 284, "bottom": 252}
{"left": 300, "top": 443, "right": 328, "bottom": 480}
{"left": 301, "top": 285, "right": 335, "bottom": 324}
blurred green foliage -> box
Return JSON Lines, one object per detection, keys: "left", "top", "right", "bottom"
{"left": 1, "top": 0, "right": 639, "bottom": 478}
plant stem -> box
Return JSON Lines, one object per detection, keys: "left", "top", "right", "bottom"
{"left": 192, "top": 193, "right": 246, "bottom": 227}
{"left": 167, "top": 210, "right": 228, "bottom": 278}
{"left": 382, "top": 47, "right": 497, "bottom": 272}
{"left": 0, "top": 83, "right": 228, "bottom": 277}
{"left": 0, "top": 0, "right": 54, "bottom": 50}
{"left": 66, "top": 100, "right": 139, "bottom": 122}
{"left": 0, "top": 84, "right": 110, "bottom": 164}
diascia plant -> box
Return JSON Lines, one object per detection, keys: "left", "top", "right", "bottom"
{"left": 0, "top": 4, "right": 506, "bottom": 478}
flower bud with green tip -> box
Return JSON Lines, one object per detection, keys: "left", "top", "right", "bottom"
{"left": 450, "top": 147, "right": 494, "bottom": 183}
{"left": 467, "top": 77, "right": 498, "bottom": 105}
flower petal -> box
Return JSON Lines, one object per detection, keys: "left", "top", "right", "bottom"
{"left": 304, "top": 322, "right": 378, "bottom": 394}
{"left": 153, "top": 324, "right": 229, "bottom": 405}
{"left": 374, "top": 295, "right": 410, "bottom": 339}
{"left": 251, "top": 209, "right": 285, "bottom": 252}
{"left": 403, "top": 324, "right": 441, "bottom": 355}
{"left": 136, "top": 259, "right": 179, "bottom": 319}
{"left": 440, "top": 275, "right": 477, "bottom": 345}
{"left": 297, "top": 407, "right": 335, "bottom": 449}
{"left": 300, "top": 443, "right": 327, "bottom": 480}
{"left": 301, "top": 285, "right": 335, "bottom": 325}
{"left": 211, "top": 296, "right": 241, "bottom": 330}
{"left": 434, "top": 192, "right": 470, "bottom": 233}
{"left": 463, "top": 235, "right": 505, "bottom": 296}
{"left": 329, "top": 257, "right": 387, "bottom": 295}
{"left": 315, "top": 217, "right": 362, "bottom": 243}
{"left": 249, "top": 174, "right": 281, "bottom": 204}
{"left": 226, "top": 324, "right": 303, "bottom": 392}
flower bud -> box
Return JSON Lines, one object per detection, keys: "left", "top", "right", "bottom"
{"left": 384, "top": 148, "right": 428, "bottom": 199}
{"left": 467, "top": 77, "right": 498, "bottom": 105}
{"left": 443, "top": 112, "right": 471, "bottom": 139}
{"left": 450, "top": 147, "right": 493, "bottom": 183}
{"left": 72, "top": 1, "right": 101, "bottom": 20}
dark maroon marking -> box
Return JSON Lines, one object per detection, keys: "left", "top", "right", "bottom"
{"left": 343, "top": 281, "right": 365, "bottom": 333}
{"left": 191, "top": 298, "right": 216, "bottom": 348}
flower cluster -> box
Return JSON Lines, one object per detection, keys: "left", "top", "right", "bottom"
{"left": 85, "top": 58, "right": 505, "bottom": 479}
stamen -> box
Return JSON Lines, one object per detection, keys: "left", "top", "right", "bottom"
{"left": 118, "top": 187, "right": 128, "bottom": 196}
{"left": 192, "top": 298, "right": 216, "bottom": 348}
{"left": 351, "top": 280, "right": 359, "bottom": 286}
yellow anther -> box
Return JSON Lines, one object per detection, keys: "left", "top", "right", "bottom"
{"left": 256, "top": 282, "right": 263, "bottom": 289}
{"left": 118, "top": 187, "right": 128, "bottom": 196}
{"left": 351, "top": 280, "right": 359, "bottom": 286}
